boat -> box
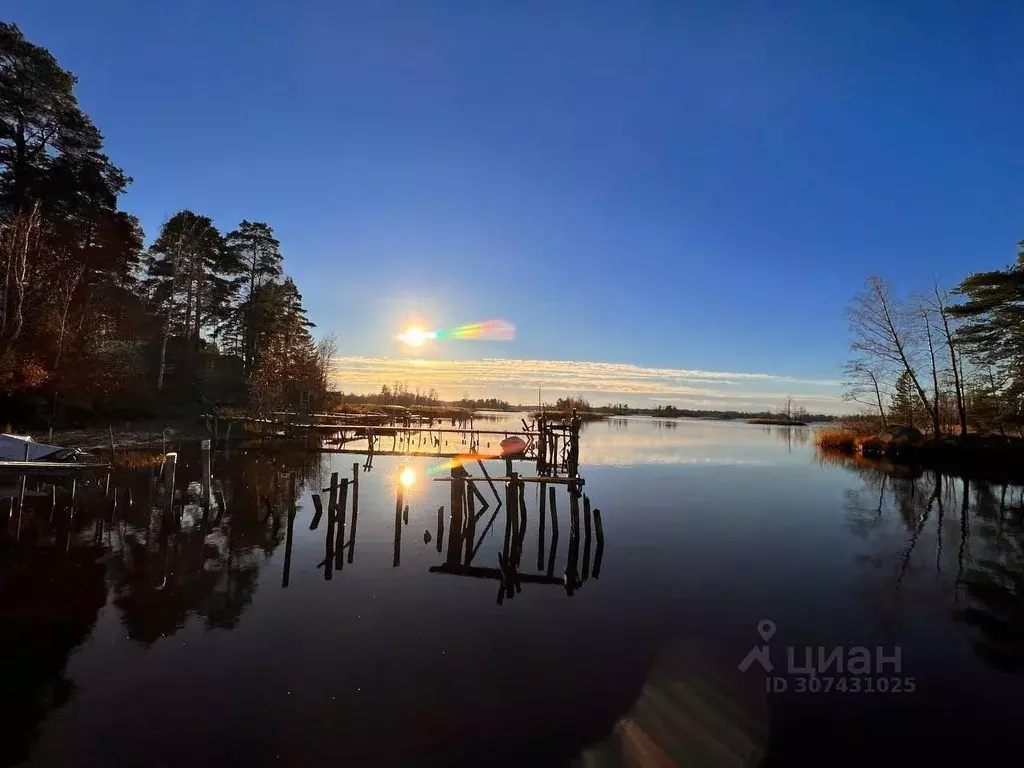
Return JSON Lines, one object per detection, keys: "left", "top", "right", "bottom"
{"left": 0, "top": 433, "right": 81, "bottom": 462}
{"left": 500, "top": 436, "right": 527, "bottom": 456}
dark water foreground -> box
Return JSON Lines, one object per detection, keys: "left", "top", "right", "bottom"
{"left": 3, "top": 417, "right": 1024, "bottom": 767}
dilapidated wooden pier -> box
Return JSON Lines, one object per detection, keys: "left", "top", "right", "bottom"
{"left": 219, "top": 409, "right": 584, "bottom": 479}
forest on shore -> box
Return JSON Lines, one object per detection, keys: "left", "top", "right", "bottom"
{"left": 841, "top": 250, "right": 1024, "bottom": 439}
{"left": 0, "top": 22, "right": 331, "bottom": 426}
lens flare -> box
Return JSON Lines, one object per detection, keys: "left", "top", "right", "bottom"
{"left": 396, "top": 326, "right": 437, "bottom": 346}
{"left": 399, "top": 466, "right": 416, "bottom": 487}
{"left": 397, "top": 319, "right": 515, "bottom": 346}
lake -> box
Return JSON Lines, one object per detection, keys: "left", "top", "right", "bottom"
{"left": 3, "top": 414, "right": 1023, "bottom": 767}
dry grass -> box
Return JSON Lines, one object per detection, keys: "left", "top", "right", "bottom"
{"left": 113, "top": 449, "right": 164, "bottom": 468}
{"left": 814, "top": 418, "right": 883, "bottom": 453}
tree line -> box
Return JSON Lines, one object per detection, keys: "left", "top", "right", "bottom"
{"left": 0, "top": 22, "right": 329, "bottom": 417}
{"left": 844, "top": 244, "right": 1024, "bottom": 437}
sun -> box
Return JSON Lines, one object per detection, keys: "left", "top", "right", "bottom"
{"left": 399, "top": 325, "right": 427, "bottom": 346}
{"left": 397, "top": 325, "right": 437, "bottom": 346}
{"left": 399, "top": 466, "right": 416, "bottom": 487}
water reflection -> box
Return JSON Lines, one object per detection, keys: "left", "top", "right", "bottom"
{"left": 385, "top": 471, "right": 607, "bottom": 602}
{"left": 0, "top": 442, "right": 321, "bottom": 764}
{"left": 835, "top": 455, "right": 1024, "bottom": 673}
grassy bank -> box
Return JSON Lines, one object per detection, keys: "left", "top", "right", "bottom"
{"left": 531, "top": 410, "right": 608, "bottom": 423}
{"left": 815, "top": 421, "right": 1024, "bottom": 483}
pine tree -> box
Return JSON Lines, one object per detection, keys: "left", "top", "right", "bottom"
{"left": 247, "top": 278, "right": 320, "bottom": 412}
{"left": 144, "top": 211, "right": 242, "bottom": 389}
{"left": 891, "top": 371, "right": 918, "bottom": 427}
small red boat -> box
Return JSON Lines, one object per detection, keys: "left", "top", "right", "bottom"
{"left": 499, "top": 436, "right": 527, "bottom": 456}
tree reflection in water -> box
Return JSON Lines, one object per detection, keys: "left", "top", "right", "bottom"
{"left": 0, "top": 440, "right": 323, "bottom": 765}
{"left": 831, "top": 453, "right": 1024, "bottom": 673}
{"left": 106, "top": 442, "right": 322, "bottom": 642}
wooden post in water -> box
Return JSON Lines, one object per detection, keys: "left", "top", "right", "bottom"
{"left": 593, "top": 509, "right": 604, "bottom": 579}
{"left": 477, "top": 459, "right": 501, "bottom": 508}
{"left": 582, "top": 494, "right": 592, "bottom": 581}
{"left": 447, "top": 467, "right": 465, "bottom": 566}
{"left": 214, "top": 490, "right": 226, "bottom": 525}
{"left": 109, "top": 424, "right": 116, "bottom": 465}
{"left": 310, "top": 494, "right": 324, "bottom": 529}
{"left": 566, "top": 486, "right": 581, "bottom": 595}
{"left": 468, "top": 479, "right": 487, "bottom": 511}
{"left": 393, "top": 475, "right": 404, "bottom": 567}
{"left": 335, "top": 478, "right": 349, "bottom": 570}
{"left": 163, "top": 452, "right": 177, "bottom": 519}
{"left": 547, "top": 503, "right": 559, "bottom": 578}
{"left": 463, "top": 484, "right": 477, "bottom": 566}
{"left": 283, "top": 474, "right": 296, "bottom": 588}
{"left": 200, "top": 439, "right": 212, "bottom": 509}
{"left": 327, "top": 472, "right": 339, "bottom": 522}
{"left": 325, "top": 486, "right": 335, "bottom": 581}
{"left": 348, "top": 466, "right": 359, "bottom": 565}
{"left": 538, "top": 482, "right": 547, "bottom": 571}
{"left": 436, "top": 506, "right": 444, "bottom": 554}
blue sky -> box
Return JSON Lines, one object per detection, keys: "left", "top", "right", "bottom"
{"left": 8, "top": 1, "right": 1024, "bottom": 410}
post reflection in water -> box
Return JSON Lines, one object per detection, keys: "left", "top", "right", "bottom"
{"left": 420, "top": 468, "right": 605, "bottom": 602}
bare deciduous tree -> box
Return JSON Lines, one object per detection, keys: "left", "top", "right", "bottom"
{"left": 842, "top": 358, "right": 888, "bottom": 426}
{"left": 848, "top": 276, "right": 939, "bottom": 437}
{"left": 922, "top": 283, "right": 968, "bottom": 435}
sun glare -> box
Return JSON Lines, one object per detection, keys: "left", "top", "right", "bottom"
{"left": 397, "top": 325, "right": 435, "bottom": 346}
{"left": 399, "top": 466, "right": 416, "bottom": 487}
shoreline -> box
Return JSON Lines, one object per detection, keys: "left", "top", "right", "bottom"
{"left": 818, "top": 433, "right": 1024, "bottom": 484}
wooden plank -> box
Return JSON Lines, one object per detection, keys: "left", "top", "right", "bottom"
{"left": 0, "top": 461, "right": 111, "bottom": 472}
{"left": 428, "top": 564, "right": 564, "bottom": 585}
{"left": 313, "top": 448, "right": 536, "bottom": 460}
{"left": 433, "top": 475, "right": 583, "bottom": 486}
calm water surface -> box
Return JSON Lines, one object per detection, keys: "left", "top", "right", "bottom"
{"left": 3, "top": 415, "right": 1024, "bottom": 766}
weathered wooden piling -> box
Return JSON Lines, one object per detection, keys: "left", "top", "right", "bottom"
{"left": 163, "top": 452, "right": 177, "bottom": 491}
{"left": 325, "top": 488, "right": 335, "bottom": 581}
{"left": 283, "top": 475, "right": 296, "bottom": 588}
{"left": 463, "top": 487, "right": 477, "bottom": 566}
{"left": 582, "top": 495, "right": 592, "bottom": 581}
{"left": 214, "top": 490, "right": 226, "bottom": 525}
{"left": 538, "top": 482, "right": 547, "bottom": 571}
{"left": 347, "top": 476, "right": 359, "bottom": 565}
{"left": 327, "top": 471, "right": 339, "bottom": 521}
{"left": 477, "top": 459, "right": 501, "bottom": 508}
{"left": 547, "top": 504, "right": 559, "bottom": 578}
{"left": 565, "top": 487, "right": 581, "bottom": 595}
{"left": 200, "top": 439, "right": 212, "bottom": 508}
{"left": 393, "top": 480, "right": 403, "bottom": 568}
{"left": 436, "top": 506, "right": 444, "bottom": 554}
{"left": 515, "top": 479, "right": 527, "bottom": 569}
{"left": 310, "top": 494, "right": 324, "bottom": 530}
{"left": 335, "top": 478, "right": 349, "bottom": 570}
{"left": 593, "top": 508, "right": 604, "bottom": 579}
{"left": 447, "top": 467, "right": 466, "bottom": 565}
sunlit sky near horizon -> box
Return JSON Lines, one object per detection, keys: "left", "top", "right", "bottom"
{"left": 9, "top": 1, "right": 1024, "bottom": 412}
